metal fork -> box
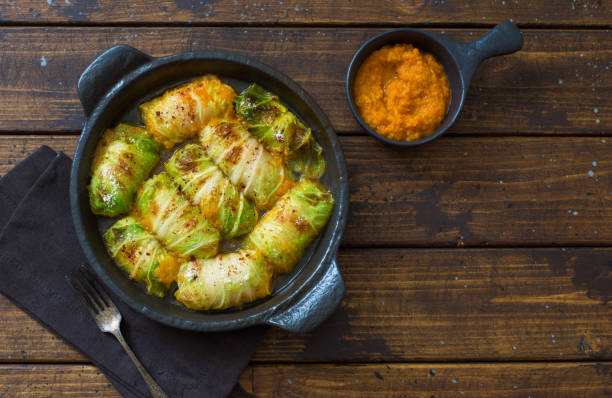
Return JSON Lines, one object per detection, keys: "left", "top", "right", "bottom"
{"left": 67, "top": 265, "right": 169, "bottom": 398}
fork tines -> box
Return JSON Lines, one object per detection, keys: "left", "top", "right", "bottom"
{"left": 66, "top": 265, "right": 115, "bottom": 314}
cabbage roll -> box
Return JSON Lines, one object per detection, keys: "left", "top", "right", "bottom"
{"left": 105, "top": 216, "right": 180, "bottom": 297}
{"left": 139, "top": 75, "right": 237, "bottom": 149}
{"left": 199, "top": 120, "right": 293, "bottom": 209}
{"left": 175, "top": 249, "right": 272, "bottom": 310}
{"left": 89, "top": 123, "right": 161, "bottom": 217}
{"left": 245, "top": 179, "right": 334, "bottom": 274}
{"left": 236, "top": 84, "right": 325, "bottom": 179}
{"left": 165, "top": 144, "right": 258, "bottom": 238}
{"left": 134, "top": 173, "right": 220, "bottom": 258}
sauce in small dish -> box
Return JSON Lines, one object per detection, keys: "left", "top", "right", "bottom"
{"left": 353, "top": 43, "right": 450, "bottom": 142}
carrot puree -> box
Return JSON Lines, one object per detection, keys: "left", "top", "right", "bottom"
{"left": 354, "top": 43, "right": 450, "bottom": 141}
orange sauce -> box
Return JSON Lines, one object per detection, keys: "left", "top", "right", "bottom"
{"left": 354, "top": 43, "right": 451, "bottom": 141}
{"left": 154, "top": 254, "right": 181, "bottom": 285}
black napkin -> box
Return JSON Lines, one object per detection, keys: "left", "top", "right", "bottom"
{"left": 0, "top": 146, "right": 265, "bottom": 398}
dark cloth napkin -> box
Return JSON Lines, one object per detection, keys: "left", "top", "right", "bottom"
{"left": 0, "top": 146, "right": 265, "bottom": 398}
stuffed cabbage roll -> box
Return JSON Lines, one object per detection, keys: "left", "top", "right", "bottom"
{"left": 165, "top": 144, "right": 258, "bottom": 238}
{"left": 134, "top": 173, "right": 220, "bottom": 258}
{"left": 89, "top": 123, "right": 161, "bottom": 217}
{"left": 245, "top": 179, "right": 334, "bottom": 274}
{"left": 175, "top": 249, "right": 272, "bottom": 310}
{"left": 105, "top": 216, "right": 180, "bottom": 297}
{"left": 199, "top": 120, "right": 293, "bottom": 209}
{"left": 139, "top": 75, "right": 237, "bottom": 149}
{"left": 236, "top": 84, "right": 325, "bottom": 179}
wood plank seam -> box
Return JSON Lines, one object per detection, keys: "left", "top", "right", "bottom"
{"left": 1, "top": 22, "right": 612, "bottom": 29}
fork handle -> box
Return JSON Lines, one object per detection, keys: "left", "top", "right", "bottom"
{"left": 112, "top": 329, "right": 170, "bottom": 398}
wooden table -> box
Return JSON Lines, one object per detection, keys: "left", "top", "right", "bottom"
{"left": 0, "top": 2, "right": 611, "bottom": 397}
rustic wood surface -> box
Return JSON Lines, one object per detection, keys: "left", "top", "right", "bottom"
{"left": 0, "top": 363, "right": 610, "bottom": 397}
{"left": 245, "top": 363, "right": 612, "bottom": 397}
{"left": 0, "top": 1, "right": 610, "bottom": 396}
{"left": 1, "top": 0, "right": 609, "bottom": 26}
{"left": 0, "top": 28, "right": 609, "bottom": 135}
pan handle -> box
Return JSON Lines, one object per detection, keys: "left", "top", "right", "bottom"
{"left": 265, "top": 256, "right": 345, "bottom": 333}
{"left": 444, "top": 20, "right": 523, "bottom": 87}
{"left": 77, "top": 45, "right": 153, "bottom": 117}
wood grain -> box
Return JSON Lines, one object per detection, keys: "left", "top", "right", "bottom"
{"left": 0, "top": 28, "right": 609, "bottom": 135}
{"left": 0, "top": 363, "right": 610, "bottom": 397}
{"left": 0, "top": 365, "right": 120, "bottom": 397}
{"left": 247, "top": 363, "right": 612, "bottom": 397}
{"left": 2, "top": 247, "right": 610, "bottom": 363}
{"left": 0, "top": 364, "right": 253, "bottom": 397}
{"left": 2, "top": 135, "right": 612, "bottom": 246}
{"left": 343, "top": 135, "right": 612, "bottom": 247}
{"left": 0, "top": 0, "right": 609, "bottom": 26}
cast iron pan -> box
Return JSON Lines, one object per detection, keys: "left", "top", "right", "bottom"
{"left": 346, "top": 20, "right": 523, "bottom": 146}
{"left": 70, "top": 45, "right": 349, "bottom": 333}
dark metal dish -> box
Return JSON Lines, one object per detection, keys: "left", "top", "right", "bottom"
{"left": 346, "top": 20, "right": 523, "bottom": 146}
{"left": 70, "top": 45, "right": 348, "bottom": 333}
